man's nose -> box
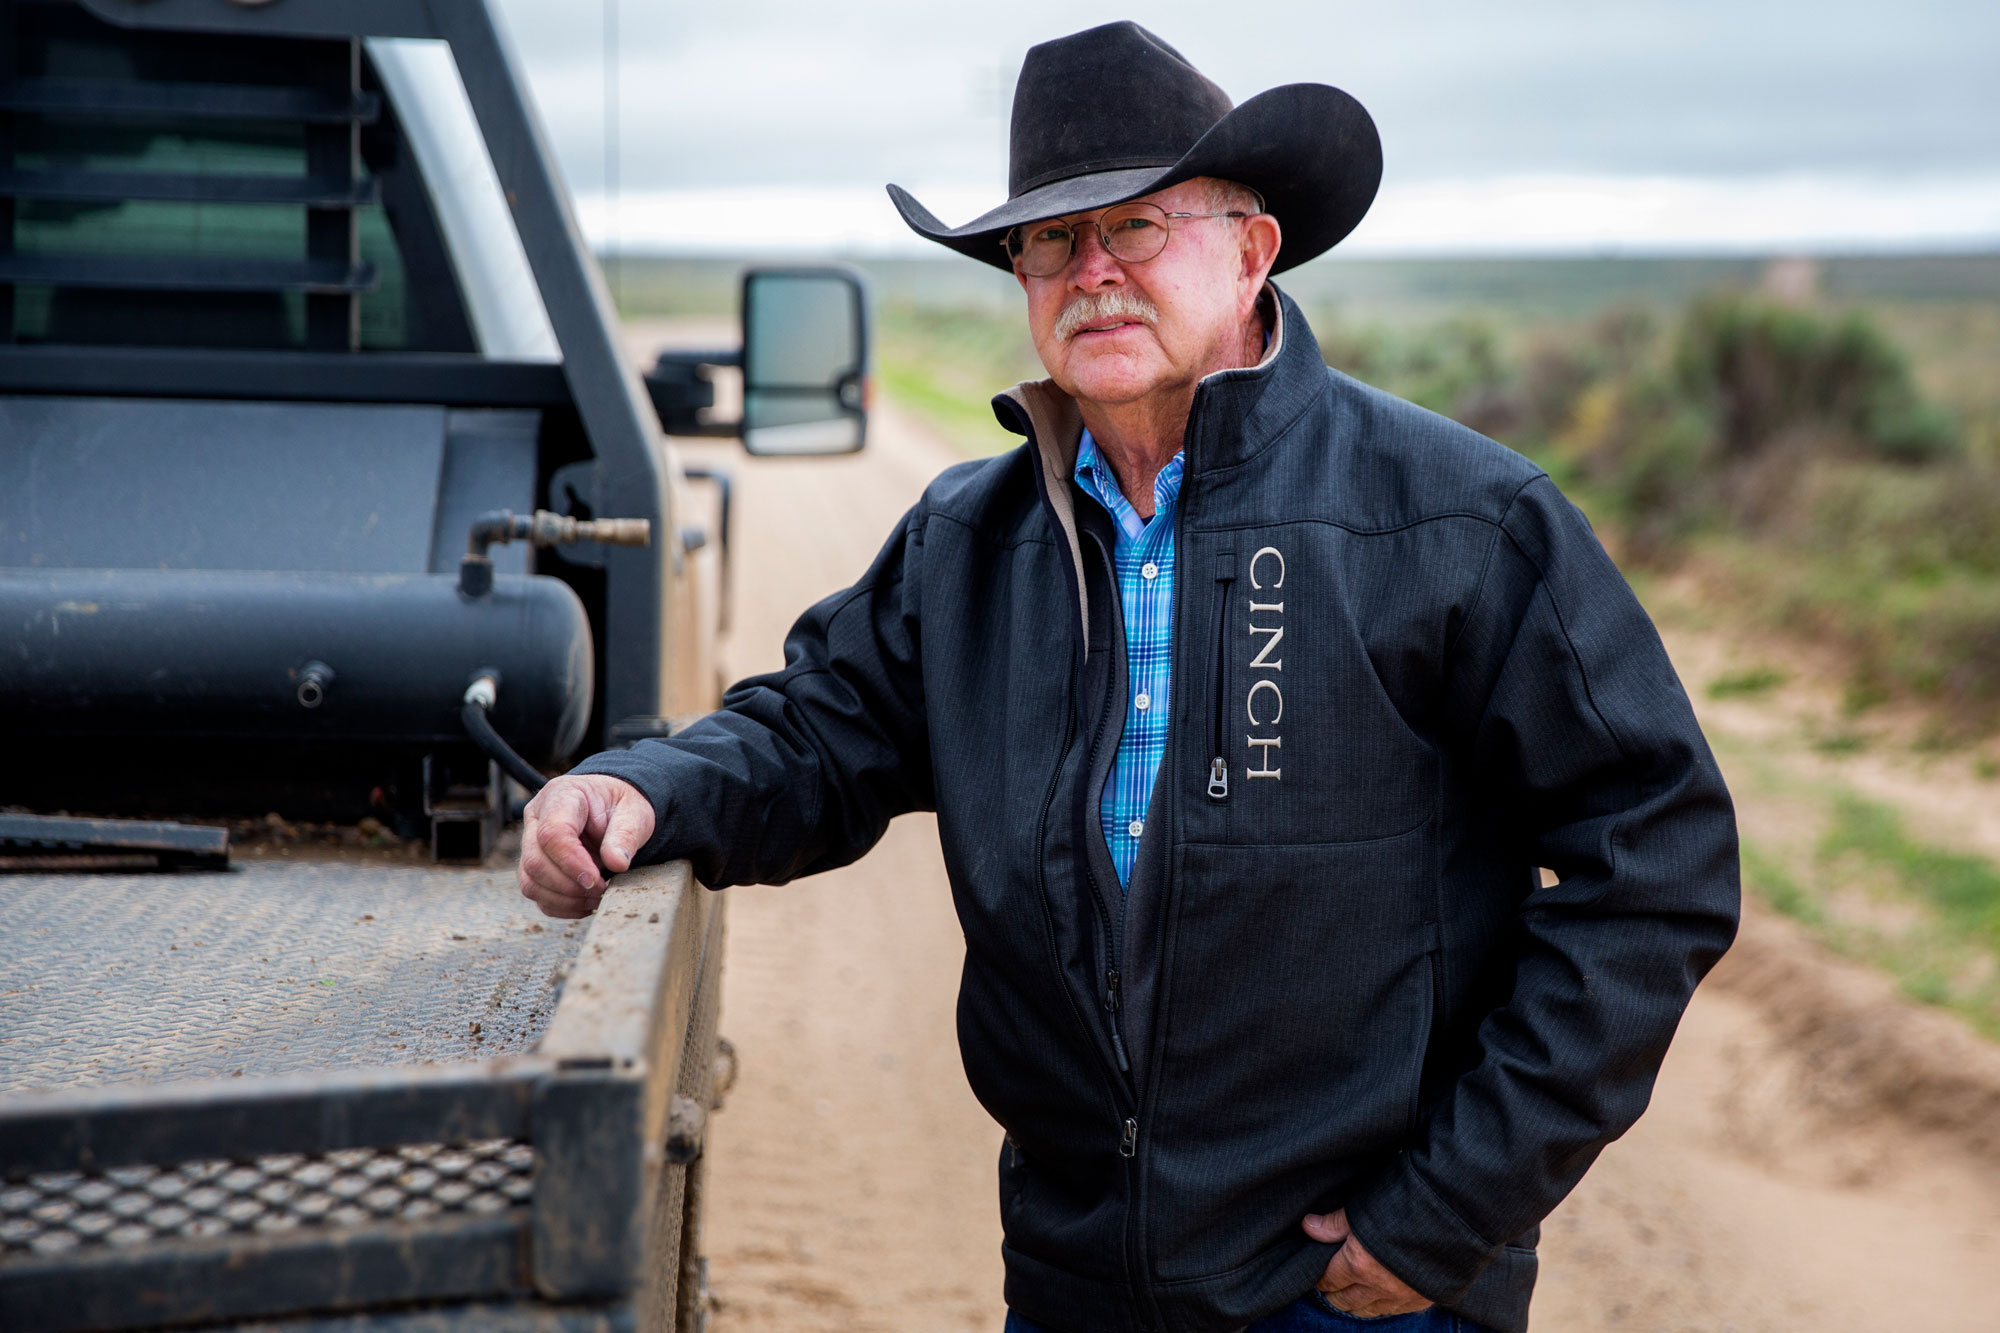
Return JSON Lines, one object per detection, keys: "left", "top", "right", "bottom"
{"left": 1067, "top": 224, "right": 1124, "bottom": 288}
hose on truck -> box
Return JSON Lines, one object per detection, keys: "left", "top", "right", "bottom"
{"left": 460, "top": 673, "right": 548, "bottom": 793}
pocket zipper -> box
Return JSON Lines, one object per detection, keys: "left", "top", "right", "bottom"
{"left": 1207, "top": 554, "right": 1236, "bottom": 801}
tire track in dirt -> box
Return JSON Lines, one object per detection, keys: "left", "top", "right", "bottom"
{"left": 1532, "top": 902, "right": 2000, "bottom": 1332}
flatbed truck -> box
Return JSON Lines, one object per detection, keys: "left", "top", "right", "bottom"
{"left": 0, "top": 2, "right": 869, "bottom": 1328}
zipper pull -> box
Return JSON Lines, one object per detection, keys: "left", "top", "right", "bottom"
{"left": 1207, "top": 756, "right": 1230, "bottom": 800}
{"left": 1104, "top": 968, "right": 1121, "bottom": 1012}
{"left": 1118, "top": 1116, "right": 1139, "bottom": 1159}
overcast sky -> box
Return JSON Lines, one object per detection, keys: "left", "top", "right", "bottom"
{"left": 490, "top": 0, "right": 2000, "bottom": 255}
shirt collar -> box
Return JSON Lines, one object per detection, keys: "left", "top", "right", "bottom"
{"left": 1074, "top": 428, "right": 1184, "bottom": 542}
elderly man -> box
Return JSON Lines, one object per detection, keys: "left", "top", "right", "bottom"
{"left": 520, "top": 21, "right": 1739, "bottom": 1333}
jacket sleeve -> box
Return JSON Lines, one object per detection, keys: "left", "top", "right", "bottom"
{"left": 569, "top": 502, "right": 933, "bottom": 887}
{"left": 1345, "top": 474, "right": 1740, "bottom": 1305}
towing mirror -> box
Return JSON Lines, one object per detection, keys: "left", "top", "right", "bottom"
{"left": 739, "top": 265, "right": 869, "bottom": 456}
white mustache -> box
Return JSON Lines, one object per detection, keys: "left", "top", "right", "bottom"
{"left": 1054, "top": 291, "right": 1160, "bottom": 342}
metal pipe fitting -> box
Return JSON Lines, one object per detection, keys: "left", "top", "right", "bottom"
{"left": 460, "top": 509, "right": 653, "bottom": 597}
{"left": 295, "top": 660, "right": 334, "bottom": 709}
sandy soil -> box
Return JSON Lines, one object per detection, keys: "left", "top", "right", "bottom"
{"left": 1531, "top": 904, "right": 2000, "bottom": 1331}
{"left": 631, "top": 326, "right": 2000, "bottom": 1331}
{"left": 662, "top": 404, "right": 1006, "bottom": 1333}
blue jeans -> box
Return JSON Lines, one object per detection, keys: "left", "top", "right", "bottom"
{"left": 1007, "top": 1295, "right": 1492, "bottom": 1333}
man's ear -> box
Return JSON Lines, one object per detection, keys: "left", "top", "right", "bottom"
{"left": 1241, "top": 214, "right": 1282, "bottom": 293}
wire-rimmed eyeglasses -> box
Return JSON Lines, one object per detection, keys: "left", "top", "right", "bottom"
{"left": 1002, "top": 201, "right": 1250, "bottom": 278}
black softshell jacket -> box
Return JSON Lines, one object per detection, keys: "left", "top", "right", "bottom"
{"left": 576, "top": 286, "right": 1740, "bottom": 1333}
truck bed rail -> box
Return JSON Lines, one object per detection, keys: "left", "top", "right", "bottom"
{"left": 0, "top": 860, "right": 726, "bottom": 1332}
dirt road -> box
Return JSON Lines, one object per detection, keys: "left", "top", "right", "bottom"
{"left": 658, "top": 375, "right": 2000, "bottom": 1331}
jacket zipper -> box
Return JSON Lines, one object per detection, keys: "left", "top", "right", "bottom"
{"left": 1016, "top": 426, "right": 1144, "bottom": 1184}
{"left": 1116, "top": 405, "right": 1211, "bottom": 1330}
{"left": 1081, "top": 532, "right": 1134, "bottom": 1087}
{"left": 1206, "top": 554, "right": 1236, "bottom": 801}
{"left": 1084, "top": 870, "right": 1129, "bottom": 1077}
{"left": 1104, "top": 967, "right": 1129, "bottom": 1072}
{"left": 1013, "top": 408, "right": 1149, "bottom": 1220}
{"left": 1078, "top": 835, "right": 1124, "bottom": 1080}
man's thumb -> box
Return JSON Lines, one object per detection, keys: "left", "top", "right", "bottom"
{"left": 598, "top": 788, "right": 655, "bottom": 873}
{"left": 1301, "top": 1212, "right": 1348, "bottom": 1244}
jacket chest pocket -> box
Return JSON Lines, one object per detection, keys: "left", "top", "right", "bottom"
{"left": 1188, "top": 540, "right": 1435, "bottom": 846}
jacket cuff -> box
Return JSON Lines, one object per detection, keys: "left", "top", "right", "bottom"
{"left": 1343, "top": 1155, "right": 1501, "bottom": 1305}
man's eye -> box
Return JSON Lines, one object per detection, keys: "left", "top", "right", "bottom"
{"left": 1032, "top": 226, "right": 1072, "bottom": 244}
{"left": 1110, "top": 216, "right": 1158, "bottom": 234}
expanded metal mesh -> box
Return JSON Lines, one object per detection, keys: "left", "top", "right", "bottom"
{"left": 0, "top": 1140, "right": 533, "bottom": 1259}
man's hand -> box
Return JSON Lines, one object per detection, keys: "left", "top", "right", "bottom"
{"left": 1302, "top": 1209, "right": 1433, "bottom": 1318}
{"left": 517, "top": 774, "right": 656, "bottom": 919}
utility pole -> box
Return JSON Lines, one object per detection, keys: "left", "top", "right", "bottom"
{"left": 603, "top": 0, "right": 620, "bottom": 309}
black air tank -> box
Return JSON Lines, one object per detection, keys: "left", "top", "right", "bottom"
{"left": 0, "top": 569, "right": 592, "bottom": 766}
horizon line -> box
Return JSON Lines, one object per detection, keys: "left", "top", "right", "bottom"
{"left": 572, "top": 172, "right": 2000, "bottom": 261}
{"left": 589, "top": 243, "right": 2000, "bottom": 263}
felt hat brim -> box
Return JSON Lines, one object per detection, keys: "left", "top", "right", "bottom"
{"left": 887, "top": 83, "right": 1381, "bottom": 275}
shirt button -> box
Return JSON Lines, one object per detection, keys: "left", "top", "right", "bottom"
{"left": 1134, "top": 692, "right": 1150, "bottom": 712}
{"left": 1141, "top": 561, "right": 1159, "bottom": 581}
{"left": 1127, "top": 819, "right": 1145, "bottom": 839}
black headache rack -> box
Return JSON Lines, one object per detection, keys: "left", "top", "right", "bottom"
{"left": 0, "top": 861, "right": 729, "bottom": 1333}
{"left": 0, "top": 3, "right": 385, "bottom": 350}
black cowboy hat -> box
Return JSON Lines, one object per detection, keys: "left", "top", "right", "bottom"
{"left": 887, "top": 21, "right": 1381, "bottom": 275}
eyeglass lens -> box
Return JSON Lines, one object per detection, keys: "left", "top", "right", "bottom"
{"left": 1009, "top": 203, "right": 1172, "bottom": 277}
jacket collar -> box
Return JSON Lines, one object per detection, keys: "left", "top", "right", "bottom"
{"left": 1177, "top": 283, "right": 1327, "bottom": 475}
{"left": 992, "top": 282, "right": 1321, "bottom": 643}
{"left": 998, "top": 288, "right": 1315, "bottom": 566}
{"left": 994, "top": 282, "right": 1321, "bottom": 470}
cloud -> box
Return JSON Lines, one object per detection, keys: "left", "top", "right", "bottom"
{"left": 496, "top": 0, "right": 2000, "bottom": 250}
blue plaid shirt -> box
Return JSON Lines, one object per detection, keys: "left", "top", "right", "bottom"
{"left": 1074, "top": 429, "right": 1184, "bottom": 889}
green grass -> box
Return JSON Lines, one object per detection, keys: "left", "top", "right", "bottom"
{"left": 1718, "top": 736, "right": 2000, "bottom": 1039}
{"left": 1744, "top": 809, "right": 2000, "bottom": 1040}
{"left": 1696, "top": 530, "right": 2000, "bottom": 731}
{"left": 1741, "top": 840, "right": 1825, "bottom": 926}
{"left": 878, "top": 360, "right": 1016, "bottom": 455}
{"left": 1707, "top": 665, "right": 1790, "bottom": 699}
{"left": 1821, "top": 795, "right": 2000, "bottom": 951}
{"left": 875, "top": 302, "right": 1045, "bottom": 456}
{"left": 1775, "top": 794, "right": 2000, "bottom": 1038}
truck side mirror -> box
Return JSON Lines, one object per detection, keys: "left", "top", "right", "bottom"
{"left": 739, "top": 265, "right": 869, "bottom": 456}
